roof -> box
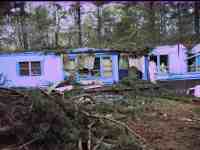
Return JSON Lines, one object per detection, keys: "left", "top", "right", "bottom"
{"left": 191, "top": 44, "right": 200, "bottom": 54}
{"left": 0, "top": 47, "right": 150, "bottom": 57}
{"left": 149, "top": 44, "right": 187, "bottom": 55}
{"left": 0, "top": 49, "right": 67, "bottom": 55}
{"left": 67, "top": 47, "right": 150, "bottom": 56}
{"left": 67, "top": 47, "right": 120, "bottom": 54}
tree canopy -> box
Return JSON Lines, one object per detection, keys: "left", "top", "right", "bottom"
{"left": 0, "top": 1, "right": 199, "bottom": 51}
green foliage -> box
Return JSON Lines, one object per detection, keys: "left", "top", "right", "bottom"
{"left": 0, "top": 2, "right": 199, "bottom": 50}
{"left": 111, "top": 134, "right": 142, "bottom": 150}
{"left": 192, "top": 107, "right": 200, "bottom": 115}
{"left": 30, "top": 90, "right": 80, "bottom": 145}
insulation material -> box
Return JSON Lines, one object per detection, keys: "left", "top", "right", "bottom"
{"left": 62, "top": 54, "right": 77, "bottom": 71}
{"left": 77, "top": 54, "right": 86, "bottom": 69}
{"left": 187, "top": 85, "right": 200, "bottom": 97}
{"left": 149, "top": 61, "right": 157, "bottom": 83}
{"left": 101, "top": 58, "right": 112, "bottom": 77}
{"left": 83, "top": 55, "right": 95, "bottom": 70}
{"left": 191, "top": 44, "right": 200, "bottom": 54}
{"left": 128, "top": 56, "right": 144, "bottom": 73}
{"left": 77, "top": 54, "right": 95, "bottom": 70}
{"left": 67, "top": 60, "right": 77, "bottom": 70}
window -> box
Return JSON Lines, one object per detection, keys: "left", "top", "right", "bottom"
{"left": 31, "top": 62, "right": 41, "bottom": 76}
{"left": 160, "top": 55, "right": 169, "bottom": 73}
{"left": 149, "top": 55, "right": 157, "bottom": 65}
{"left": 101, "top": 56, "right": 112, "bottom": 77}
{"left": 19, "top": 62, "right": 29, "bottom": 76}
{"left": 188, "top": 55, "right": 200, "bottom": 72}
{"left": 119, "top": 55, "right": 129, "bottom": 69}
{"left": 19, "top": 61, "right": 41, "bottom": 76}
{"left": 65, "top": 58, "right": 76, "bottom": 71}
{"left": 92, "top": 57, "right": 100, "bottom": 77}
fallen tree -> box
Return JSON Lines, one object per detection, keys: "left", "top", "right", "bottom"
{"left": 0, "top": 88, "right": 145, "bottom": 150}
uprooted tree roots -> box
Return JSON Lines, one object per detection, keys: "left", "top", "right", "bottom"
{"left": 0, "top": 88, "right": 146, "bottom": 150}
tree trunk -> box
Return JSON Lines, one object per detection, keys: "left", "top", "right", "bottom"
{"left": 76, "top": 2, "right": 82, "bottom": 47}
{"left": 177, "top": 3, "right": 182, "bottom": 56}
{"left": 19, "top": 2, "right": 28, "bottom": 49}
{"left": 54, "top": 6, "right": 60, "bottom": 48}
{"left": 160, "top": 3, "right": 166, "bottom": 37}
{"left": 55, "top": 32, "right": 59, "bottom": 48}
{"left": 16, "top": 16, "right": 23, "bottom": 49}
{"left": 97, "top": 5, "right": 102, "bottom": 48}
{"left": 147, "top": 1, "right": 156, "bottom": 46}
{"left": 194, "top": 1, "right": 199, "bottom": 35}
{"left": 177, "top": 3, "right": 182, "bottom": 40}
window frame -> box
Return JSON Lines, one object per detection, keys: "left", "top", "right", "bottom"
{"left": 101, "top": 56, "right": 113, "bottom": 78}
{"left": 30, "top": 61, "right": 42, "bottom": 76}
{"left": 19, "top": 62, "right": 29, "bottom": 76}
{"left": 18, "top": 61, "right": 42, "bottom": 76}
{"left": 159, "top": 55, "right": 169, "bottom": 73}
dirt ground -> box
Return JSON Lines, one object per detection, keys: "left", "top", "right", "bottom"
{"left": 128, "top": 100, "right": 200, "bottom": 150}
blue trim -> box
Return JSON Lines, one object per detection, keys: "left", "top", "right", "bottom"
{"left": 156, "top": 72, "right": 200, "bottom": 81}
{"left": 143, "top": 56, "right": 149, "bottom": 80}
{"left": 157, "top": 55, "right": 160, "bottom": 73}
{"left": 16, "top": 62, "right": 20, "bottom": 76}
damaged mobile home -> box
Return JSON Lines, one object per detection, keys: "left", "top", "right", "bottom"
{"left": 148, "top": 43, "right": 200, "bottom": 81}
{"left": 148, "top": 43, "right": 200, "bottom": 97}
{"left": 0, "top": 48, "right": 149, "bottom": 88}
{"left": 64, "top": 48, "right": 148, "bottom": 85}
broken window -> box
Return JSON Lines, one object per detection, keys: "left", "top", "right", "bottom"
{"left": 77, "top": 55, "right": 90, "bottom": 76}
{"left": 119, "top": 55, "right": 129, "bottom": 69}
{"left": 77, "top": 54, "right": 97, "bottom": 77}
{"left": 160, "top": 55, "right": 168, "bottom": 73}
{"left": 19, "top": 62, "right": 29, "bottom": 76}
{"left": 196, "top": 56, "right": 200, "bottom": 72}
{"left": 31, "top": 62, "right": 41, "bottom": 76}
{"left": 187, "top": 55, "right": 200, "bottom": 72}
{"left": 149, "top": 55, "right": 157, "bottom": 65}
{"left": 101, "top": 56, "right": 112, "bottom": 78}
{"left": 92, "top": 57, "right": 100, "bottom": 77}
{"left": 67, "top": 58, "right": 77, "bottom": 71}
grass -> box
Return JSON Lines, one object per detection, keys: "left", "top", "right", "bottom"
{"left": 192, "top": 107, "right": 200, "bottom": 115}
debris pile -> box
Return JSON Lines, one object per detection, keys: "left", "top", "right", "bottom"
{"left": 0, "top": 88, "right": 144, "bottom": 150}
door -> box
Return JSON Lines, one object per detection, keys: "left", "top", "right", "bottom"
{"left": 100, "top": 56, "right": 113, "bottom": 82}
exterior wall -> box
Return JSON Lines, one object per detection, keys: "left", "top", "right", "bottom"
{"left": 0, "top": 53, "right": 64, "bottom": 87}
{"left": 150, "top": 44, "right": 187, "bottom": 75}
{"left": 191, "top": 44, "right": 200, "bottom": 54}
{"left": 128, "top": 56, "right": 146, "bottom": 79}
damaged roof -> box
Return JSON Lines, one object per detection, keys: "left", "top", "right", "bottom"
{"left": 67, "top": 47, "right": 120, "bottom": 54}
{"left": 67, "top": 47, "right": 150, "bottom": 56}
{"left": 0, "top": 47, "right": 150, "bottom": 57}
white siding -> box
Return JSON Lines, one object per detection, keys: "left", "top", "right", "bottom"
{"left": 0, "top": 53, "right": 64, "bottom": 87}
